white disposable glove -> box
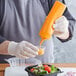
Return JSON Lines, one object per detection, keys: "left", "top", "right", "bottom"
{"left": 8, "top": 41, "right": 38, "bottom": 59}
{"left": 54, "top": 16, "right": 69, "bottom": 38}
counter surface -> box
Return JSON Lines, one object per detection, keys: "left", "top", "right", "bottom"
{"left": 0, "top": 63, "right": 76, "bottom": 76}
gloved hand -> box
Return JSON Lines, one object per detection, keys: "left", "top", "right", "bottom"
{"left": 8, "top": 41, "right": 38, "bottom": 59}
{"left": 54, "top": 16, "right": 69, "bottom": 38}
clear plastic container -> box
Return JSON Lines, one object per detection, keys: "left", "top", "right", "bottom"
{"left": 5, "top": 57, "right": 26, "bottom": 67}
{"left": 5, "top": 57, "right": 42, "bottom": 67}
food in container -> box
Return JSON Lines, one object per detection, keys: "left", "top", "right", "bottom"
{"left": 25, "top": 64, "right": 62, "bottom": 76}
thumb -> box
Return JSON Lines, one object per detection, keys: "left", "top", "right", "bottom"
{"left": 53, "top": 24, "right": 58, "bottom": 29}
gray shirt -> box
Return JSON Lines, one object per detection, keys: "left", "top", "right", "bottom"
{"left": 0, "top": 0, "right": 76, "bottom": 63}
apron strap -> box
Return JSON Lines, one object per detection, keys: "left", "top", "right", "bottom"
{"left": 0, "top": 0, "right": 5, "bottom": 25}
{"left": 40, "top": 0, "right": 49, "bottom": 15}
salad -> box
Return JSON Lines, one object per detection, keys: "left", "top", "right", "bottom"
{"left": 30, "top": 64, "right": 58, "bottom": 75}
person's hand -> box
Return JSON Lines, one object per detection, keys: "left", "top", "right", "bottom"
{"left": 8, "top": 41, "right": 38, "bottom": 59}
{"left": 54, "top": 16, "right": 69, "bottom": 39}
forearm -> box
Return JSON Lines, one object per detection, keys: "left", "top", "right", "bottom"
{"left": 0, "top": 41, "right": 10, "bottom": 55}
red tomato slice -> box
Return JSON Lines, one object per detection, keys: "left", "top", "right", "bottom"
{"left": 30, "top": 68, "right": 35, "bottom": 72}
{"left": 43, "top": 65, "right": 49, "bottom": 67}
{"left": 44, "top": 67, "right": 51, "bottom": 73}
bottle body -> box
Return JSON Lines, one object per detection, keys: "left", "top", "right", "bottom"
{"left": 39, "top": 1, "right": 66, "bottom": 43}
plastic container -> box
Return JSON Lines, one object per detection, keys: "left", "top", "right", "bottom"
{"left": 5, "top": 57, "right": 42, "bottom": 67}
{"left": 25, "top": 64, "right": 62, "bottom": 76}
{"left": 5, "top": 57, "right": 26, "bottom": 67}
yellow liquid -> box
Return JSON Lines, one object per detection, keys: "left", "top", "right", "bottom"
{"left": 38, "top": 39, "right": 45, "bottom": 55}
{"left": 38, "top": 48, "right": 44, "bottom": 55}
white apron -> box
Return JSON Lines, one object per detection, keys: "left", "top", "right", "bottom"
{"left": 0, "top": 0, "right": 54, "bottom": 63}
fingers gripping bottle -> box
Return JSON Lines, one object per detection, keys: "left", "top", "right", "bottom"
{"left": 39, "top": 1, "right": 66, "bottom": 45}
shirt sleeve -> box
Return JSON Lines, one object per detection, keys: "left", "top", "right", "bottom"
{"left": 48, "top": 0, "right": 76, "bottom": 42}
{"left": 0, "top": 0, "right": 6, "bottom": 44}
{"left": 58, "top": 7, "right": 76, "bottom": 42}
{"left": 0, "top": 0, "right": 2, "bottom": 25}
{"left": 58, "top": 0, "right": 76, "bottom": 42}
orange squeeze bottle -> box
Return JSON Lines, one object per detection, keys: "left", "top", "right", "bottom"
{"left": 39, "top": 1, "right": 66, "bottom": 45}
